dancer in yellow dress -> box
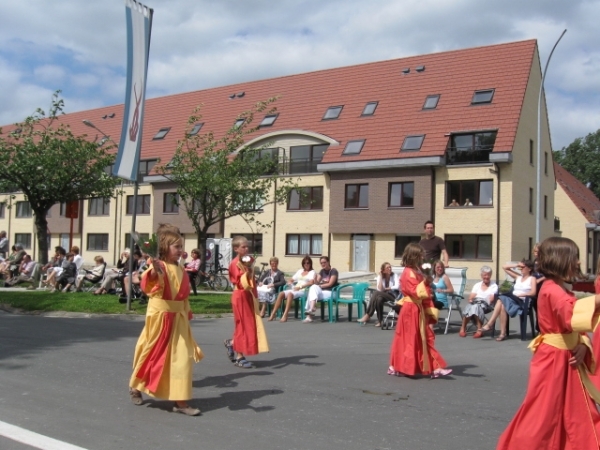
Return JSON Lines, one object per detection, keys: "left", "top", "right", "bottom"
{"left": 129, "top": 226, "right": 203, "bottom": 416}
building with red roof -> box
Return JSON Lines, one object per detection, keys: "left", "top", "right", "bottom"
{"left": 554, "top": 162, "right": 600, "bottom": 274}
{"left": 0, "top": 39, "right": 557, "bottom": 277}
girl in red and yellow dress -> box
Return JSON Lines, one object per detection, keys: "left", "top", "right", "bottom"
{"left": 223, "top": 235, "right": 269, "bottom": 368}
{"left": 497, "top": 237, "right": 600, "bottom": 449}
{"left": 388, "top": 242, "right": 452, "bottom": 378}
{"left": 129, "top": 226, "right": 203, "bottom": 416}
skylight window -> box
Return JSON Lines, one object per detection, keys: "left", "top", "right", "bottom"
{"left": 260, "top": 114, "right": 278, "bottom": 127}
{"left": 472, "top": 89, "right": 495, "bottom": 104}
{"left": 322, "top": 106, "right": 343, "bottom": 120}
{"left": 153, "top": 127, "right": 171, "bottom": 140}
{"left": 343, "top": 140, "right": 365, "bottom": 155}
{"left": 401, "top": 135, "right": 425, "bottom": 151}
{"left": 423, "top": 95, "right": 440, "bottom": 110}
{"left": 188, "top": 123, "right": 204, "bottom": 136}
{"left": 361, "top": 102, "right": 378, "bottom": 116}
{"left": 234, "top": 118, "right": 245, "bottom": 129}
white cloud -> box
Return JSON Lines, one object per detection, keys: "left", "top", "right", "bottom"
{"left": 0, "top": 0, "right": 599, "bottom": 149}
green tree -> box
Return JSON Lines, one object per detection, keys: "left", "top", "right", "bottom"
{"left": 0, "top": 92, "right": 120, "bottom": 264}
{"left": 554, "top": 129, "right": 600, "bottom": 198}
{"left": 158, "top": 97, "right": 297, "bottom": 271}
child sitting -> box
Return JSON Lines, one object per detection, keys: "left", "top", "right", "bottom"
{"left": 52, "top": 253, "right": 77, "bottom": 293}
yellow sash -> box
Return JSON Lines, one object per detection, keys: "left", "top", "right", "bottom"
{"left": 529, "top": 332, "right": 600, "bottom": 403}
{"left": 238, "top": 271, "right": 270, "bottom": 353}
{"left": 400, "top": 297, "right": 430, "bottom": 373}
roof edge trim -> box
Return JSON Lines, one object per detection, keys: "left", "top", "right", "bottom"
{"left": 318, "top": 156, "right": 444, "bottom": 172}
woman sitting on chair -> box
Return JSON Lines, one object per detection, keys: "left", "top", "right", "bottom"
{"left": 432, "top": 260, "right": 453, "bottom": 308}
{"left": 268, "top": 255, "right": 315, "bottom": 323}
{"left": 257, "top": 257, "right": 286, "bottom": 318}
{"left": 459, "top": 266, "right": 498, "bottom": 338}
{"left": 358, "top": 262, "right": 399, "bottom": 327}
{"left": 481, "top": 259, "right": 537, "bottom": 341}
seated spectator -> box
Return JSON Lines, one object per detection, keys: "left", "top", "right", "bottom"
{"left": 431, "top": 260, "right": 454, "bottom": 308}
{"left": 481, "top": 260, "right": 537, "bottom": 341}
{"left": 122, "top": 249, "right": 145, "bottom": 299}
{"left": 51, "top": 253, "right": 77, "bottom": 292}
{"left": 358, "top": 262, "right": 399, "bottom": 327}
{"left": 268, "top": 255, "right": 315, "bottom": 323}
{"left": 94, "top": 249, "right": 130, "bottom": 295}
{"left": 0, "top": 230, "right": 8, "bottom": 259}
{"left": 0, "top": 245, "right": 19, "bottom": 276}
{"left": 5, "top": 254, "right": 36, "bottom": 287}
{"left": 257, "top": 257, "right": 286, "bottom": 318}
{"left": 74, "top": 256, "right": 106, "bottom": 291}
{"left": 303, "top": 256, "right": 339, "bottom": 323}
{"left": 448, "top": 199, "right": 459, "bottom": 207}
{"left": 459, "top": 265, "right": 498, "bottom": 338}
{"left": 464, "top": 198, "right": 473, "bottom": 206}
{"left": 41, "top": 246, "right": 66, "bottom": 288}
{"left": 0, "top": 244, "right": 26, "bottom": 280}
{"left": 71, "top": 245, "right": 84, "bottom": 271}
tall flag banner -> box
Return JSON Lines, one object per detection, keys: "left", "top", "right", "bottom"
{"left": 114, "top": 0, "right": 153, "bottom": 181}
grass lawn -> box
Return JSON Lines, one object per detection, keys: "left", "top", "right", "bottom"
{"left": 0, "top": 289, "right": 233, "bottom": 316}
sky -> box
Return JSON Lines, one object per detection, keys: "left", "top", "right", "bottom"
{"left": 1, "top": 0, "right": 599, "bottom": 150}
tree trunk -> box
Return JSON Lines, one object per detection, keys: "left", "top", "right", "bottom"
{"left": 33, "top": 210, "right": 49, "bottom": 265}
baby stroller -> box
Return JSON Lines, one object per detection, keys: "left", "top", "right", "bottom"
{"left": 380, "top": 291, "right": 401, "bottom": 330}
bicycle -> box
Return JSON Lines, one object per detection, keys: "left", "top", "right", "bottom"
{"left": 195, "top": 265, "right": 231, "bottom": 291}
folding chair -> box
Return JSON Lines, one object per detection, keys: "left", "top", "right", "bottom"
{"left": 439, "top": 267, "right": 467, "bottom": 334}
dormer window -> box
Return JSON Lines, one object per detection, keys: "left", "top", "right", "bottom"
{"left": 188, "top": 123, "right": 204, "bottom": 136}
{"left": 343, "top": 140, "right": 365, "bottom": 155}
{"left": 153, "top": 127, "right": 171, "bottom": 140}
{"left": 401, "top": 135, "right": 425, "bottom": 151}
{"left": 260, "top": 114, "right": 278, "bottom": 127}
{"left": 322, "top": 106, "right": 343, "bottom": 120}
{"left": 471, "top": 89, "right": 495, "bottom": 104}
{"left": 423, "top": 95, "right": 440, "bottom": 110}
{"left": 234, "top": 118, "right": 245, "bottom": 129}
{"left": 361, "top": 102, "right": 378, "bottom": 116}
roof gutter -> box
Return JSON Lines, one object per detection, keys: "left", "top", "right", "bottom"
{"left": 317, "top": 156, "right": 445, "bottom": 172}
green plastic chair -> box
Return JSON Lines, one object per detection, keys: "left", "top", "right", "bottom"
{"left": 333, "top": 282, "right": 370, "bottom": 322}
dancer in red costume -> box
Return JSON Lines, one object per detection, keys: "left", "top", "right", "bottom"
{"left": 497, "top": 237, "right": 600, "bottom": 449}
{"left": 388, "top": 242, "right": 452, "bottom": 378}
{"left": 224, "top": 236, "right": 269, "bottom": 368}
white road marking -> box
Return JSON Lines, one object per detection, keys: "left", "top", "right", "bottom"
{"left": 0, "top": 420, "right": 89, "bottom": 450}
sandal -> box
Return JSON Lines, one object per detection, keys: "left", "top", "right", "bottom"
{"left": 234, "top": 357, "right": 253, "bottom": 368}
{"left": 431, "top": 368, "right": 453, "bottom": 379}
{"left": 496, "top": 334, "right": 507, "bottom": 342}
{"left": 172, "top": 404, "right": 201, "bottom": 416}
{"left": 224, "top": 339, "right": 235, "bottom": 362}
{"left": 129, "top": 388, "right": 143, "bottom": 406}
{"left": 459, "top": 330, "right": 467, "bottom": 337}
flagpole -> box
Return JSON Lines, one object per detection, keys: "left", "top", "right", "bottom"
{"left": 126, "top": 178, "right": 139, "bottom": 311}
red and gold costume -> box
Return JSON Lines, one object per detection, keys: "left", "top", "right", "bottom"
{"left": 129, "top": 261, "right": 203, "bottom": 401}
{"left": 497, "top": 280, "right": 600, "bottom": 450}
{"left": 229, "top": 256, "right": 269, "bottom": 355}
{"left": 389, "top": 267, "right": 447, "bottom": 375}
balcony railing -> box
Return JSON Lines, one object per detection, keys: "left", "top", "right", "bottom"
{"left": 445, "top": 146, "right": 493, "bottom": 165}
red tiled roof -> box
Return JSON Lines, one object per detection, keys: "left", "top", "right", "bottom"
{"left": 2, "top": 39, "right": 537, "bottom": 168}
{"left": 554, "top": 162, "right": 600, "bottom": 224}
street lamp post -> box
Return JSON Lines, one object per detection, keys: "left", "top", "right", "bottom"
{"left": 536, "top": 29, "right": 566, "bottom": 243}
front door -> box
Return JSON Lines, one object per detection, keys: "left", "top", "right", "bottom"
{"left": 353, "top": 235, "right": 370, "bottom": 271}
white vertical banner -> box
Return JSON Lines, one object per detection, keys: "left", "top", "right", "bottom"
{"left": 114, "top": 0, "right": 153, "bottom": 181}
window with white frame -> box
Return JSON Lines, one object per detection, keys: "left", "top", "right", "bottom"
{"left": 286, "top": 234, "right": 322, "bottom": 256}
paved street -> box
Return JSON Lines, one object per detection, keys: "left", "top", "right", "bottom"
{"left": 0, "top": 310, "right": 533, "bottom": 450}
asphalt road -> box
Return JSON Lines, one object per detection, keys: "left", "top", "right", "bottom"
{"left": 0, "top": 310, "right": 533, "bottom": 450}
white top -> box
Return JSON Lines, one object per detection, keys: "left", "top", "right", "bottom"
{"left": 471, "top": 281, "right": 498, "bottom": 303}
{"left": 376, "top": 273, "right": 399, "bottom": 292}
{"left": 513, "top": 275, "right": 534, "bottom": 297}
{"left": 73, "top": 254, "right": 84, "bottom": 271}
{"left": 292, "top": 269, "right": 315, "bottom": 288}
